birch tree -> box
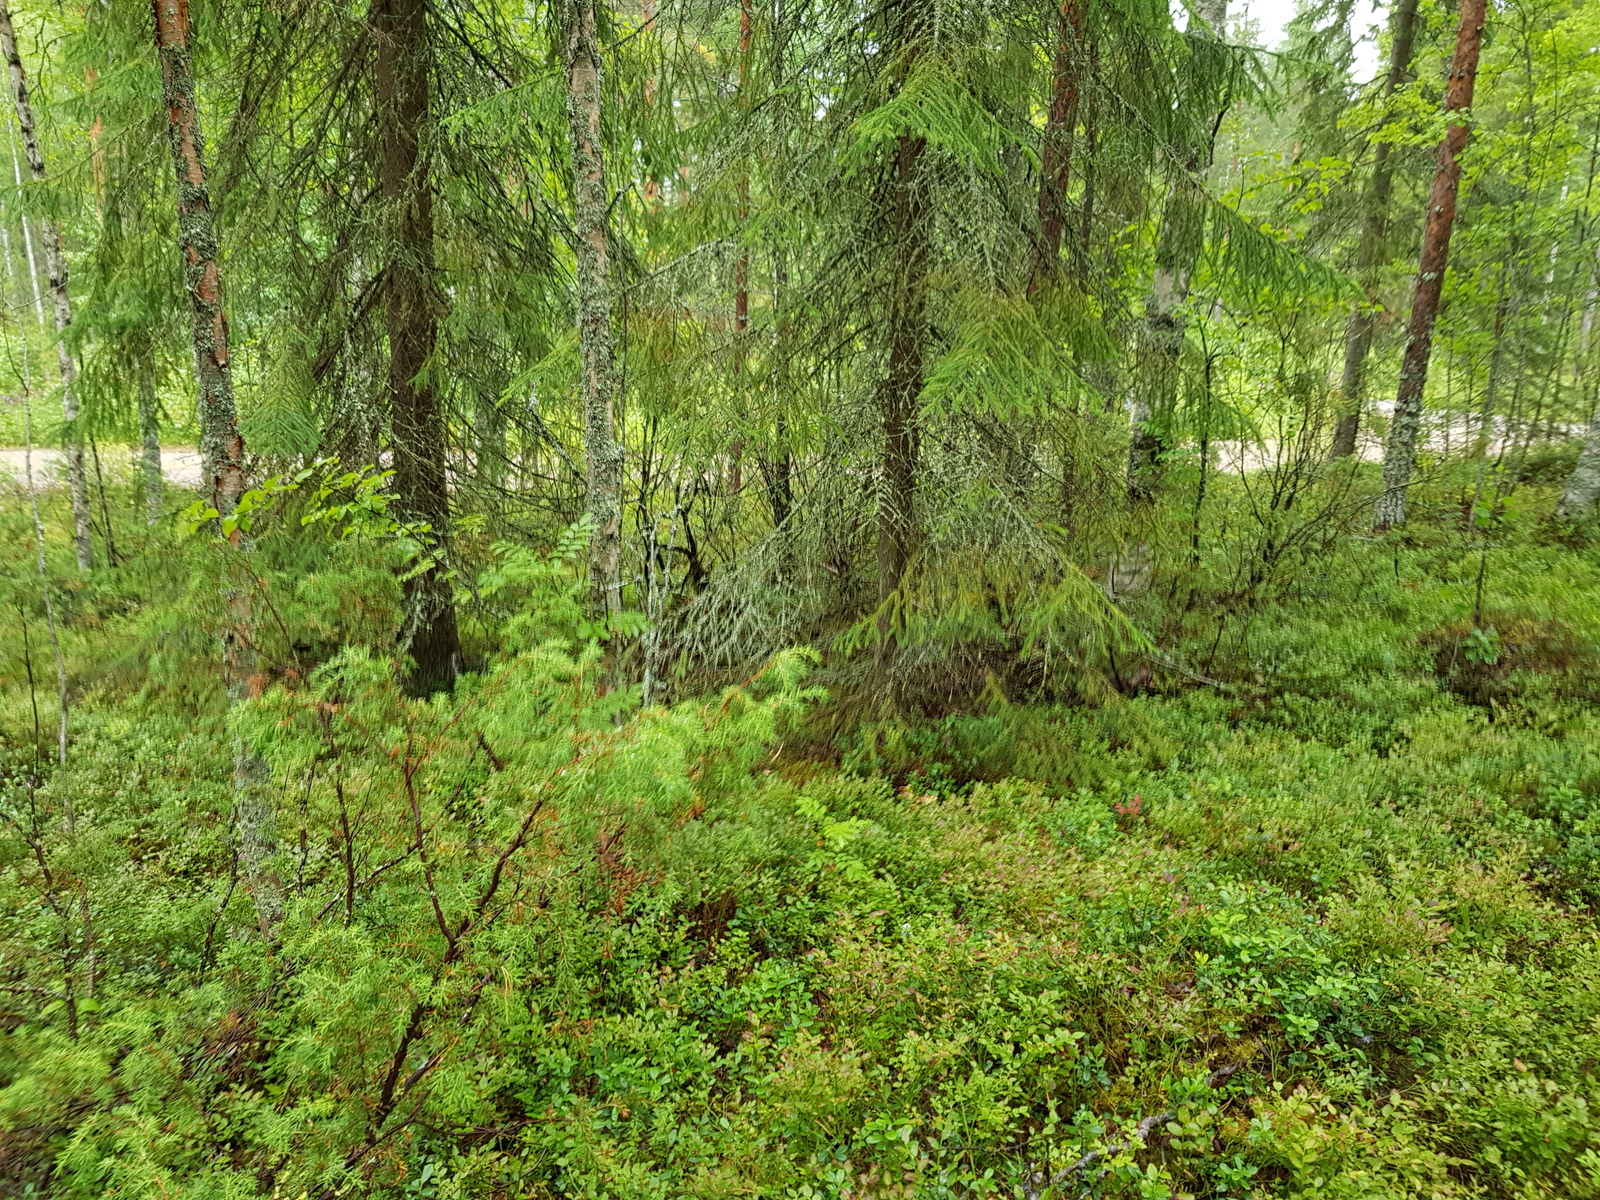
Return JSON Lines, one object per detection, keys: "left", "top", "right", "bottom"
{"left": 1128, "top": 0, "right": 1228, "bottom": 505}
{"left": 1330, "top": 0, "right": 1420, "bottom": 459}
{"left": 0, "top": 0, "right": 92, "bottom": 571}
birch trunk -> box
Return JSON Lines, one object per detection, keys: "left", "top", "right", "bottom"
{"left": 1374, "top": 0, "right": 1488, "bottom": 530}
{"left": 8, "top": 127, "right": 41, "bottom": 322}
{"left": 1559, "top": 396, "right": 1600, "bottom": 518}
{"left": 1128, "top": 0, "right": 1226, "bottom": 505}
{"left": 0, "top": 0, "right": 92, "bottom": 572}
{"left": 1561, "top": 240, "right": 1600, "bottom": 517}
{"left": 153, "top": 0, "right": 282, "bottom": 938}
{"left": 1331, "top": 0, "right": 1419, "bottom": 459}
{"left": 560, "top": 0, "right": 625, "bottom": 621}
{"left": 374, "top": 0, "right": 461, "bottom": 696}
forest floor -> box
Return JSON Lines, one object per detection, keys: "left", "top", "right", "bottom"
{"left": 2, "top": 474, "right": 1600, "bottom": 1197}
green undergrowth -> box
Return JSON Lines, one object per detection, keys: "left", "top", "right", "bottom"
{"left": 4, "top": 487, "right": 1600, "bottom": 1197}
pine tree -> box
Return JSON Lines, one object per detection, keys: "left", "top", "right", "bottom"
{"left": 1375, "top": 0, "right": 1489, "bottom": 530}
{"left": 152, "top": 0, "right": 282, "bottom": 937}
{"left": 874, "top": 0, "right": 934, "bottom": 628}
{"left": 1034, "top": 0, "right": 1087, "bottom": 282}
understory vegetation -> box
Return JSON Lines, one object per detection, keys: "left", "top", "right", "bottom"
{"left": 7, "top": 461, "right": 1600, "bottom": 1199}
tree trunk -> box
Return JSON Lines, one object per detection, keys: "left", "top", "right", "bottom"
{"left": 560, "top": 0, "right": 624, "bottom": 621}
{"left": 139, "top": 365, "right": 162, "bottom": 525}
{"left": 153, "top": 0, "right": 282, "bottom": 938}
{"left": 7, "top": 124, "right": 42, "bottom": 323}
{"left": 1560, "top": 240, "right": 1600, "bottom": 518}
{"left": 375, "top": 0, "right": 460, "bottom": 696}
{"left": 877, "top": 130, "right": 929, "bottom": 613}
{"left": 1560, "top": 389, "right": 1600, "bottom": 518}
{"left": 871, "top": 0, "right": 934, "bottom": 629}
{"left": 0, "top": 1, "right": 92, "bottom": 572}
{"left": 1034, "top": 0, "right": 1086, "bottom": 283}
{"left": 734, "top": 0, "right": 752, "bottom": 347}
{"left": 763, "top": 0, "right": 792, "bottom": 536}
{"left": 1374, "top": 0, "right": 1488, "bottom": 530}
{"left": 1331, "top": 0, "right": 1419, "bottom": 459}
{"left": 1128, "top": 0, "right": 1227, "bottom": 505}
{"left": 767, "top": 241, "right": 792, "bottom": 532}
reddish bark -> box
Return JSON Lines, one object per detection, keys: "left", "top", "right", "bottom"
{"left": 1035, "top": 0, "right": 1086, "bottom": 281}
{"left": 153, "top": 0, "right": 244, "bottom": 523}
{"left": 1375, "top": 0, "right": 1488, "bottom": 529}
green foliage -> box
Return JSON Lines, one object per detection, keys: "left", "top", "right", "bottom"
{"left": 4, "top": 0, "right": 1600, "bottom": 1193}
{"left": 5, "top": 475, "right": 1600, "bottom": 1198}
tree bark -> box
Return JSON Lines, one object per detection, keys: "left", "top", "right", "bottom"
{"left": 0, "top": 0, "right": 92, "bottom": 572}
{"left": 763, "top": 0, "right": 793, "bottom": 536}
{"left": 560, "top": 0, "right": 625, "bottom": 621}
{"left": 1034, "top": 0, "right": 1086, "bottom": 283}
{"left": 139, "top": 365, "right": 163, "bottom": 525}
{"left": 734, "top": 0, "right": 752, "bottom": 345}
{"left": 1128, "top": 0, "right": 1227, "bottom": 505}
{"left": 1374, "top": 0, "right": 1487, "bottom": 530}
{"left": 374, "top": 0, "right": 460, "bottom": 695}
{"left": 7, "top": 125, "right": 42, "bottom": 323}
{"left": 871, "top": 0, "right": 934, "bottom": 629}
{"left": 153, "top": 0, "right": 282, "bottom": 938}
{"left": 877, "top": 130, "right": 929, "bottom": 610}
{"left": 1330, "top": 0, "right": 1419, "bottom": 459}
{"left": 767, "top": 242, "right": 792, "bottom": 532}
{"left": 1559, "top": 392, "right": 1600, "bottom": 518}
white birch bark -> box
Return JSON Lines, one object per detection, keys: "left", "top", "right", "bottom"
{"left": 0, "top": 1, "right": 92, "bottom": 571}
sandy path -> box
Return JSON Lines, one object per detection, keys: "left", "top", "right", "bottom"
{"left": 0, "top": 446, "right": 203, "bottom": 488}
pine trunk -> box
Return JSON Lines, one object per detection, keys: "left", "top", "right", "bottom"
{"left": 1331, "top": 0, "right": 1419, "bottom": 459}
{"left": 560, "top": 0, "right": 625, "bottom": 621}
{"left": 1374, "top": 0, "right": 1488, "bottom": 530}
{"left": 0, "top": 0, "right": 92, "bottom": 572}
{"left": 375, "top": 0, "right": 460, "bottom": 695}
{"left": 1034, "top": 0, "right": 1086, "bottom": 282}
{"left": 1128, "top": 0, "right": 1226, "bottom": 505}
{"left": 153, "top": 0, "right": 282, "bottom": 938}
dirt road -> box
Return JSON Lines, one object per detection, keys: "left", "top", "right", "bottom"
{"left": 0, "top": 446, "right": 203, "bottom": 488}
